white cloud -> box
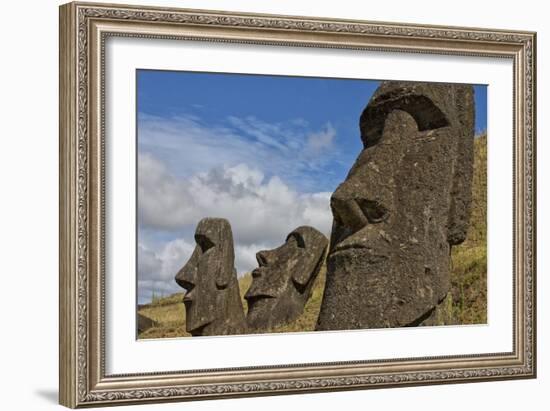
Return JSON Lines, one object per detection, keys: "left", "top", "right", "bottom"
{"left": 138, "top": 238, "right": 195, "bottom": 283}
{"left": 136, "top": 113, "right": 342, "bottom": 303}
{"left": 137, "top": 155, "right": 333, "bottom": 303}
{"left": 226, "top": 115, "right": 293, "bottom": 152}
{"left": 138, "top": 113, "right": 343, "bottom": 192}
{"left": 137, "top": 238, "right": 195, "bottom": 304}
{"left": 301, "top": 192, "right": 333, "bottom": 233}
{"left": 137, "top": 244, "right": 162, "bottom": 292}
{"left": 138, "top": 279, "right": 182, "bottom": 305}
{"left": 138, "top": 154, "right": 332, "bottom": 243}
{"left": 306, "top": 123, "right": 336, "bottom": 154}
{"left": 138, "top": 153, "right": 196, "bottom": 230}
{"left": 157, "top": 239, "right": 195, "bottom": 280}
{"left": 234, "top": 243, "right": 269, "bottom": 274}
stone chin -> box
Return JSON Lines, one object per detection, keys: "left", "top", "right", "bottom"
{"left": 245, "top": 295, "right": 277, "bottom": 329}
{"left": 323, "top": 243, "right": 441, "bottom": 330}
{"left": 243, "top": 266, "right": 285, "bottom": 328}
{"left": 183, "top": 304, "right": 213, "bottom": 335}
{"left": 244, "top": 279, "right": 301, "bottom": 331}
{"left": 188, "top": 322, "right": 214, "bottom": 337}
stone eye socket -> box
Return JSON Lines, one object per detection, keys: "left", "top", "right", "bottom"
{"left": 195, "top": 234, "right": 215, "bottom": 252}
{"left": 357, "top": 199, "right": 388, "bottom": 223}
{"left": 288, "top": 233, "right": 306, "bottom": 249}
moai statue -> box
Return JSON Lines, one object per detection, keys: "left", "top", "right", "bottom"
{"left": 245, "top": 226, "right": 328, "bottom": 332}
{"left": 316, "top": 81, "right": 475, "bottom": 331}
{"left": 175, "top": 218, "right": 246, "bottom": 336}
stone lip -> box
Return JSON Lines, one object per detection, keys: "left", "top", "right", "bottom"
{"left": 245, "top": 226, "right": 328, "bottom": 332}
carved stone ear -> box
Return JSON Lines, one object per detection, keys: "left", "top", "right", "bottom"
{"left": 292, "top": 248, "right": 327, "bottom": 288}
{"left": 215, "top": 242, "right": 235, "bottom": 289}
{"left": 289, "top": 226, "right": 329, "bottom": 287}
{"left": 214, "top": 221, "right": 236, "bottom": 289}
{"left": 288, "top": 232, "right": 310, "bottom": 287}
{"left": 359, "top": 82, "right": 475, "bottom": 246}
{"left": 446, "top": 85, "right": 475, "bottom": 245}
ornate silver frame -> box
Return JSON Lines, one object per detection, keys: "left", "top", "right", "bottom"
{"left": 59, "top": 2, "right": 536, "bottom": 408}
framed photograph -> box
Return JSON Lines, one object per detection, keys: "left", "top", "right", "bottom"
{"left": 59, "top": 1, "right": 536, "bottom": 408}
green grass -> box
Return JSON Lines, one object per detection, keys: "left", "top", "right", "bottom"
{"left": 446, "top": 133, "right": 487, "bottom": 324}
{"left": 138, "top": 134, "right": 487, "bottom": 338}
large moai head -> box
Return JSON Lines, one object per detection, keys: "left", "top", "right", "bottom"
{"left": 316, "top": 81, "right": 475, "bottom": 331}
{"left": 175, "top": 218, "right": 246, "bottom": 336}
{"left": 245, "top": 226, "right": 328, "bottom": 332}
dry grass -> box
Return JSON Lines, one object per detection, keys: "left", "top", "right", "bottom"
{"left": 446, "top": 133, "right": 487, "bottom": 324}
{"left": 138, "top": 134, "right": 487, "bottom": 338}
{"left": 138, "top": 293, "right": 189, "bottom": 339}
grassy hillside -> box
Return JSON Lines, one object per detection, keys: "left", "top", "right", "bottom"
{"left": 446, "top": 133, "right": 487, "bottom": 324}
{"left": 138, "top": 267, "right": 326, "bottom": 338}
{"left": 138, "top": 134, "right": 487, "bottom": 338}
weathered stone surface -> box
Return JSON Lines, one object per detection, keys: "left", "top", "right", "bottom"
{"left": 137, "top": 313, "right": 156, "bottom": 333}
{"left": 245, "top": 226, "right": 328, "bottom": 332}
{"left": 175, "top": 218, "right": 246, "bottom": 336}
{"left": 316, "top": 81, "right": 475, "bottom": 331}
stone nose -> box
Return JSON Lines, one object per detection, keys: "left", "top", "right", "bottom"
{"left": 175, "top": 261, "right": 196, "bottom": 291}
{"left": 256, "top": 249, "right": 275, "bottom": 267}
{"left": 330, "top": 194, "right": 369, "bottom": 234}
{"left": 331, "top": 180, "right": 389, "bottom": 233}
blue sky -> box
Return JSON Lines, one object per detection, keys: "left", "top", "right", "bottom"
{"left": 136, "top": 69, "right": 487, "bottom": 304}
{"left": 138, "top": 70, "right": 487, "bottom": 154}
